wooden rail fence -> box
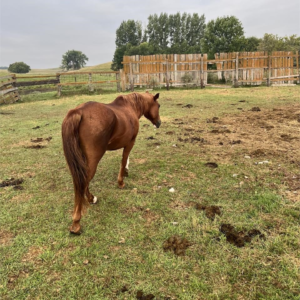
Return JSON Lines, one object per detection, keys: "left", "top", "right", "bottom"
{"left": 0, "top": 74, "right": 20, "bottom": 104}
{"left": 122, "top": 51, "right": 300, "bottom": 90}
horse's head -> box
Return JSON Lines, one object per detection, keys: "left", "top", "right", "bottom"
{"left": 144, "top": 93, "right": 161, "bottom": 128}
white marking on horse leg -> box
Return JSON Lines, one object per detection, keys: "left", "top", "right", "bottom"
{"left": 126, "top": 157, "right": 130, "bottom": 170}
{"left": 93, "top": 196, "right": 98, "bottom": 204}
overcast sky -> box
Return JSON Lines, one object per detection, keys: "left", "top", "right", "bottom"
{"left": 0, "top": 0, "right": 299, "bottom": 69}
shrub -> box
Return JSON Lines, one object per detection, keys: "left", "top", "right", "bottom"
{"left": 8, "top": 62, "right": 31, "bottom": 73}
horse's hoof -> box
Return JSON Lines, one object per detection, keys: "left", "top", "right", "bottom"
{"left": 124, "top": 168, "right": 129, "bottom": 177}
{"left": 118, "top": 182, "right": 125, "bottom": 189}
{"left": 92, "top": 196, "right": 98, "bottom": 204}
{"left": 70, "top": 229, "right": 81, "bottom": 235}
{"left": 70, "top": 225, "right": 81, "bottom": 235}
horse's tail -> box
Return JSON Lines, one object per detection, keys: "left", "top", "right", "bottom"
{"left": 62, "top": 109, "right": 89, "bottom": 210}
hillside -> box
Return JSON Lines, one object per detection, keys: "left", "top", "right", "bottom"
{"left": 0, "top": 62, "right": 113, "bottom": 77}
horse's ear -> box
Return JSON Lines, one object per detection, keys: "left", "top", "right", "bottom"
{"left": 154, "top": 93, "right": 160, "bottom": 101}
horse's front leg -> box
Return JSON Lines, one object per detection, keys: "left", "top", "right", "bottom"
{"left": 118, "top": 142, "right": 134, "bottom": 188}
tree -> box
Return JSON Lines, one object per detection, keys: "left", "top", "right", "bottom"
{"left": 146, "top": 13, "right": 169, "bottom": 51}
{"left": 60, "top": 50, "right": 88, "bottom": 71}
{"left": 8, "top": 62, "right": 31, "bottom": 73}
{"left": 186, "top": 13, "right": 206, "bottom": 48}
{"left": 111, "top": 45, "right": 128, "bottom": 71}
{"left": 244, "top": 36, "right": 261, "bottom": 52}
{"left": 258, "top": 33, "right": 300, "bottom": 53}
{"left": 201, "top": 16, "right": 245, "bottom": 58}
{"left": 115, "top": 20, "right": 142, "bottom": 47}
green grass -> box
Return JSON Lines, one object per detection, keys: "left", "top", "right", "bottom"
{"left": 0, "top": 86, "right": 300, "bottom": 299}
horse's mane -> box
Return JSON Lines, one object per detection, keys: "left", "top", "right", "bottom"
{"left": 114, "top": 93, "right": 149, "bottom": 117}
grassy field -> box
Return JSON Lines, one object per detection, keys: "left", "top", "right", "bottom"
{"left": 0, "top": 86, "right": 299, "bottom": 299}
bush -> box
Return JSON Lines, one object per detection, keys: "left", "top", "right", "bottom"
{"left": 8, "top": 62, "right": 31, "bottom": 73}
{"left": 181, "top": 72, "right": 193, "bottom": 84}
{"left": 148, "top": 77, "right": 159, "bottom": 88}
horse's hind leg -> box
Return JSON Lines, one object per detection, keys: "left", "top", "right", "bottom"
{"left": 124, "top": 157, "right": 129, "bottom": 177}
{"left": 85, "top": 150, "right": 105, "bottom": 204}
{"left": 70, "top": 151, "right": 104, "bottom": 234}
{"left": 118, "top": 142, "right": 135, "bottom": 188}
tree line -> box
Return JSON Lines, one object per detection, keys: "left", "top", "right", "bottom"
{"left": 111, "top": 13, "right": 300, "bottom": 70}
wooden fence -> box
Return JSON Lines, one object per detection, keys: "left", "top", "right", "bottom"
{"left": 0, "top": 72, "right": 121, "bottom": 100}
{"left": 56, "top": 71, "right": 120, "bottom": 96}
{"left": 122, "top": 51, "right": 300, "bottom": 89}
{"left": 0, "top": 74, "right": 20, "bottom": 104}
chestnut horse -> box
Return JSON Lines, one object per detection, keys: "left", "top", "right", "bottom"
{"left": 62, "top": 92, "right": 161, "bottom": 234}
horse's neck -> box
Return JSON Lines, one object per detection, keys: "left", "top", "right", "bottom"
{"left": 133, "top": 97, "right": 150, "bottom": 119}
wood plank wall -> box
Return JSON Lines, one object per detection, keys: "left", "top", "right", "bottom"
{"left": 123, "top": 51, "right": 299, "bottom": 88}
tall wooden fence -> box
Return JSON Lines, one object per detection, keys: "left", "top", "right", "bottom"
{"left": 122, "top": 51, "right": 300, "bottom": 89}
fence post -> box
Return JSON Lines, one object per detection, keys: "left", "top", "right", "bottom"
{"left": 88, "top": 73, "right": 94, "bottom": 92}
{"left": 115, "top": 72, "right": 120, "bottom": 92}
{"left": 200, "top": 56, "right": 204, "bottom": 89}
{"left": 297, "top": 50, "right": 300, "bottom": 84}
{"left": 130, "top": 62, "right": 134, "bottom": 92}
{"left": 11, "top": 74, "right": 20, "bottom": 102}
{"left": 267, "top": 54, "right": 271, "bottom": 87}
{"left": 234, "top": 53, "right": 239, "bottom": 88}
{"left": 57, "top": 85, "right": 62, "bottom": 97}
{"left": 119, "top": 69, "right": 125, "bottom": 92}
{"left": 166, "top": 60, "right": 170, "bottom": 90}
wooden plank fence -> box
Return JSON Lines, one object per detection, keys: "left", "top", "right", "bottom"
{"left": 122, "top": 51, "right": 300, "bottom": 89}
{"left": 0, "top": 74, "right": 20, "bottom": 104}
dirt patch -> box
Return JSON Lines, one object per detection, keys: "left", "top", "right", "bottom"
{"left": 182, "top": 104, "right": 193, "bottom": 108}
{"left": 25, "top": 145, "right": 46, "bottom": 149}
{"left": 178, "top": 137, "right": 205, "bottom": 143}
{"left": 143, "top": 209, "right": 159, "bottom": 226}
{"left": 169, "top": 200, "right": 195, "bottom": 210}
{"left": 207, "top": 117, "right": 219, "bottom": 123}
{"left": 211, "top": 128, "right": 231, "bottom": 134}
{"left": 136, "top": 290, "right": 155, "bottom": 300}
{"left": 0, "top": 111, "right": 14, "bottom": 115}
{"left": 30, "top": 137, "right": 52, "bottom": 143}
{"left": 0, "top": 178, "right": 24, "bottom": 188}
{"left": 147, "top": 142, "right": 161, "bottom": 147}
{"left": 13, "top": 185, "right": 24, "bottom": 191}
{"left": 0, "top": 230, "right": 15, "bottom": 246}
{"left": 133, "top": 158, "right": 147, "bottom": 164}
{"left": 32, "top": 126, "right": 40, "bottom": 130}
{"left": 280, "top": 134, "right": 296, "bottom": 142}
{"left": 230, "top": 140, "right": 242, "bottom": 145}
{"left": 212, "top": 104, "right": 300, "bottom": 166}
{"left": 163, "top": 236, "right": 192, "bottom": 256}
{"left": 22, "top": 246, "right": 45, "bottom": 263}
{"left": 165, "top": 131, "right": 175, "bottom": 135}
{"left": 250, "top": 107, "right": 261, "bottom": 111}
{"left": 220, "top": 224, "right": 266, "bottom": 247}
{"left": 204, "top": 162, "right": 218, "bottom": 168}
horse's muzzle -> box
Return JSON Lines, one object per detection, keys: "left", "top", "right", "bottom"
{"left": 156, "top": 120, "right": 161, "bottom": 128}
